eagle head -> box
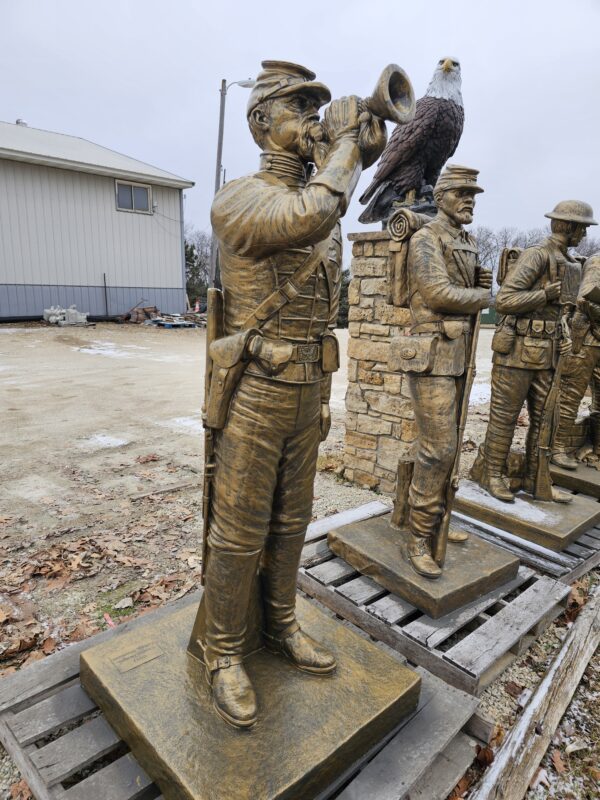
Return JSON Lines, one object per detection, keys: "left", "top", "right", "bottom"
{"left": 426, "top": 57, "right": 463, "bottom": 105}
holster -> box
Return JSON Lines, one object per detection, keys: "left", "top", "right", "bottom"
{"left": 206, "top": 330, "right": 257, "bottom": 429}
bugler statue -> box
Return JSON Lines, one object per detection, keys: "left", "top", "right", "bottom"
{"left": 189, "top": 60, "right": 412, "bottom": 728}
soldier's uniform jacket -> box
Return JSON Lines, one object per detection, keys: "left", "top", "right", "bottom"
{"left": 574, "top": 253, "right": 600, "bottom": 348}
{"left": 211, "top": 138, "right": 361, "bottom": 396}
{"left": 404, "top": 216, "right": 487, "bottom": 376}
{"left": 494, "top": 236, "right": 582, "bottom": 370}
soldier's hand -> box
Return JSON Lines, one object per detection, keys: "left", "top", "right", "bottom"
{"left": 545, "top": 281, "right": 562, "bottom": 302}
{"left": 323, "top": 96, "right": 361, "bottom": 143}
{"left": 357, "top": 106, "right": 387, "bottom": 168}
{"left": 477, "top": 268, "right": 493, "bottom": 290}
{"left": 559, "top": 337, "right": 572, "bottom": 356}
{"left": 319, "top": 402, "right": 331, "bottom": 442}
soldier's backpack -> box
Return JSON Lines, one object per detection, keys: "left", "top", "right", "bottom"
{"left": 386, "top": 208, "right": 432, "bottom": 307}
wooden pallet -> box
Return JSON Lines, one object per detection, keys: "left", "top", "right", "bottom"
{"left": 0, "top": 587, "right": 482, "bottom": 800}
{"left": 298, "top": 504, "right": 571, "bottom": 696}
{"left": 451, "top": 510, "right": 600, "bottom": 582}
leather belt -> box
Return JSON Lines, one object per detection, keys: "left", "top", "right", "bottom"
{"left": 291, "top": 342, "right": 321, "bottom": 363}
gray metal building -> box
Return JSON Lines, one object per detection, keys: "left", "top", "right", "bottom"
{"left": 0, "top": 120, "right": 194, "bottom": 320}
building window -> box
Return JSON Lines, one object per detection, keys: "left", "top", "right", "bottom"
{"left": 115, "top": 181, "right": 152, "bottom": 214}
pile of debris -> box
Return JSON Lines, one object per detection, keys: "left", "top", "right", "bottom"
{"left": 43, "top": 305, "right": 93, "bottom": 327}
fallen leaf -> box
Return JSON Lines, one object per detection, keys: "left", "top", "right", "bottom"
{"left": 41, "top": 637, "right": 57, "bottom": 655}
{"left": 136, "top": 454, "right": 160, "bottom": 463}
{"left": 529, "top": 767, "right": 550, "bottom": 789}
{"left": 20, "top": 650, "right": 45, "bottom": 668}
{"left": 9, "top": 779, "right": 33, "bottom": 799}
{"left": 476, "top": 745, "right": 494, "bottom": 767}
{"left": 449, "top": 774, "right": 472, "bottom": 798}
{"left": 504, "top": 680, "right": 525, "bottom": 699}
{"left": 551, "top": 749, "right": 567, "bottom": 774}
{"left": 103, "top": 612, "right": 116, "bottom": 628}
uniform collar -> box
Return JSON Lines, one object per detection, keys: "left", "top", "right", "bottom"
{"left": 434, "top": 214, "right": 469, "bottom": 242}
{"left": 259, "top": 151, "right": 309, "bottom": 188}
{"left": 547, "top": 234, "right": 570, "bottom": 258}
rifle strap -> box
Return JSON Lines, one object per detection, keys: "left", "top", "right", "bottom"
{"left": 242, "top": 237, "right": 330, "bottom": 331}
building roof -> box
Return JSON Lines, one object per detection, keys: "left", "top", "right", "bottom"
{"left": 0, "top": 121, "right": 194, "bottom": 189}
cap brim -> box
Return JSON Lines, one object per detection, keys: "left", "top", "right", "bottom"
{"left": 438, "top": 183, "right": 484, "bottom": 194}
{"left": 273, "top": 81, "right": 331, "bottom": 107}
{"left": 545, "top": 212, "right": 598, "bottom": 225}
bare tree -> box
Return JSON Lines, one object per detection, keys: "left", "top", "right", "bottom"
{"left": 184, "top": 224, "right": 211, "bottom": 302}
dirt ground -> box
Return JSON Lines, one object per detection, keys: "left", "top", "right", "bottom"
{"left": 0, "top": 323, "right": 597, "bottom": 799}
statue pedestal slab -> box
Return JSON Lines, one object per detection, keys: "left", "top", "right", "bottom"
{"left": 551, "top": 462, "right": 600, "bottom": 499}
{"left": 454, "top": 479, "right": 600, "bottom": 551}
{"left": 80, "top": 596, "right": 421, "bottom": 800}
{"left": 327, "top": 513, "right": 519, "bottom": 619}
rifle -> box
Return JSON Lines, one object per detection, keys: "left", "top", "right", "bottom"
{"left": 433, "top": 310, "right": 482, "bottom": 567}
{"left": 200, "top": 288, "right": 224, "bottom": 585}
{"left": 534, "top": 308, "right": 571, "bottom": 500}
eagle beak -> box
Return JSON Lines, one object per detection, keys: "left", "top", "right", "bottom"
{"left": 442, "top": 58, "right": 453, "bottom": 73}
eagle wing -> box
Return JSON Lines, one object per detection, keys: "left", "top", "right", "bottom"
{"left": 360, "top": 96, "right": 443, "bottom": 203}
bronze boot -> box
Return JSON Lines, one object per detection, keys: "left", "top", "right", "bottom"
{"left": 447, "top": 529, "right": 469, "bottom": 543}
{"left": 406, "top": 533, "right": 442, "bottom": 579}
{"left": 261, "top": 532, "right": 336, "bottom": 675}
{"left": 203, "top": 547, "right": 260, "bottom": 728}
{"left": 479, "top": 430, "right": 515, "bottom": 502}
{"left": 551, "top": 451, "right": 578, "bottom": 471}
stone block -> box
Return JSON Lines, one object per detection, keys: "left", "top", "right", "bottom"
{"left": 352, "top": 241, "right": 364, "bottom": 258}
{"left": 346, "top": 430, "right": 378, "bottom": 450}
{"left": 345, "top": 454, "right": 377, "bottom": 473}
{"left": 377, "top": 437, "right": 405, "bottom": 471}
{"left": 384, "top": 374, "right": 402, "bottom": 395}
{"left": 357, "top": 415, "right": 392, "bottom": 435}
{"left": 361, "top": 278, "right": 388, "bottom": 297}
{"left": 373, "top": 239, "right": 391, "bottom": 256}
{"left": 348, "top": 306, "right": 374, "bottom": 322}
{"left": 348, "top": 278, "right": 360, "bottom": 305}
{"left": 353, "top": 469, "right": 380, "bottom": 489}
{"left": 358, "top": 368, "right": 384, "bottom": 387}
{"left": 361, "top": 323, "right": 390, "bottom": 337}
{"left": 359, "top": 296, "right": 375, "bottom": 308}
{"left": 374, "top": 300, "right": 411, "bottom": 326}
{"left": 346, "top": 385, "right": 367, "bottom": 413}
{"left": 347, "top": 359, "right": 358, "bottom": 382}
{"left": 348, "top": 338, "right": 389, "bottom": 363}
{"left": 365, "top": 391, "right": 412, "bottom": 418}
{"left": 346, "top": 412, "right": 357, "bottom": 431}
{"left": 348, "top": 322, "right": 361, "bottom": 338}
{"left": 351, "top": 258, "right": 387, "bottom": 278}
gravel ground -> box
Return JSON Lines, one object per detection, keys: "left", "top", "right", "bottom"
{"left": 0, "top": 323, "right": 597, "bottom": 799}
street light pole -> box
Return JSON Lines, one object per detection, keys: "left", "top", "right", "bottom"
{"left": 208, "top": 78, "right": 254, "bottom": 288}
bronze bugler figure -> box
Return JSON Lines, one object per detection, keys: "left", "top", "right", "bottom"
{"left": 475, "top": 201, "right": 596, "bottom": 503}
{"left": 394, "top": 165, "right": 492, "bottom": 578}
{"left": 189, "top": 60, "right": 414, "bottom": 728}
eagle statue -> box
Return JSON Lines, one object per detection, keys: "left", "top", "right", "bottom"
{"left": 359, "top": 57, "right": 464, "bottom": 224}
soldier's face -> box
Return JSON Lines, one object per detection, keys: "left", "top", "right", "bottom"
{"left": 266, "top": 94, "right": 325, "bottom": 162}
{"left": 568, "top": 223, "right": 587, "bottom": 247}
{"left": 439, "top": 188, "right": 476, "bottom": 225}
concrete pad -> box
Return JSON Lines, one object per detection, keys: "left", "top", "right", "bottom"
{"left": 454, "top": 479, "right": 600, "bottom": 550}
{"left": 328, "top": 513, "right": 519, "bottom": 619}
{"left": 80, "top": 596, "right": 421, "bottom": 800}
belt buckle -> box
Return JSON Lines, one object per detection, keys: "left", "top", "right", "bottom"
{"left": 296, "top": 343, "right": 319, "bottom": 363}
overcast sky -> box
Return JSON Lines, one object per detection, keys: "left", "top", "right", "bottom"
{"left": 2, "top": 0, "right": 599, "bottom": 253}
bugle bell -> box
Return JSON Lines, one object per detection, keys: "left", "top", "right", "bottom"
{"left": 364, "top": 64, "right": 415, "bottom": 125}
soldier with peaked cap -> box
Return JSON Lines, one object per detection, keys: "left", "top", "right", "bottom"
{"left": 476, "top": 200, "right": 596, "bottom": 503}
{"left": 191, "top": 60, "right": 387, "bottom": 728}
{"left": 403, "top": 165, "right": 492, "bottom": 578}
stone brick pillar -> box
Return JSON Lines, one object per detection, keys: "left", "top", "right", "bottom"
{"left": 344, "top": 231, "right": 416, "bottom": 493}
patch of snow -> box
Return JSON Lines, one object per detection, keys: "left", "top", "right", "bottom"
{"left": 76, "top": 340, "right": 132, "bottom": 359}
{"left": 80, "top": 434, "right": 129, "bottom": 450}
{"left": 458, "top": 479, "right": 560, "bottom": 524}
{"left": 0, "top": 327, "right": 38, "bottom": 334}
{"left": 158, "top": 416, "right": 203, "bottom": 434}
{"left": 469, "top": 380, "right": 491, "bottom": 406}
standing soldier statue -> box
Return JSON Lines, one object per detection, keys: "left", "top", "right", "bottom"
{"left": 552, "top": 249, "right": 600, "bottom": 469}
{"left": 190, "top": 61, "right": 392, "bottom": 728}
{"left": 399, "top": 165, "right": 492, "bottom": 578}
{"left": 475, "top": 201, "right": 596, "bottom": 502}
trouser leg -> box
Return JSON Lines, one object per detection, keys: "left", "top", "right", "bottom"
{"left": 524, "top": 369, "right": 554, "bottom": 484}
{"left": 553, "top": 347, "right": 600, "bottom": 452}
{"left": 482, "top": 365, "right": 532, "bottom": 477}
{"left": 407, "top": 375, "right": 458, "bottom": 539}
{"left": 591, "top": 362, "right": 600, "bottom": 453}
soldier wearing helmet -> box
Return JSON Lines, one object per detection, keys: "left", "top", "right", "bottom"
{"left": 476, "top": 200, "right": 596, "bottom": 503}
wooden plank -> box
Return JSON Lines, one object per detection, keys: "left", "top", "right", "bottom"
{"left": 407, "top": 732, "right": 477, "bottom": 800}
{"left": 304, "top": 501, "right": 390, "bottom": 543}
{"left": 574, "top": 532, "right": 600, "bottom": 549}
{"left": 562, "top": 546, "right": 600, "bottom": 583}
{"left": 335, "top": 576, "right": 387, "bottom": 606}
{"left": 0, "top": 592, "right": 201, "bottom": 715}
{"left": 0, "top": 716, "right": 55, "bottom": 800}
{"left": 470, "top": 589, "right": 600, "bottom": 800}
{"left": 463, "top": 711, "right": 496, "bottom": 745}
{"left": 30, "top": 716, "right": 121, "bottom": 786}
{"left": 301, "top": 537, "right": 332, "bottom": 568}
{"left": 336, "top": 669, "right": 479, "bottom": 799}
{"left": 63, "top": 753, "right": 154, "bottom": 800}
{"left": 8, "top": 683, "right": 96, "bottom": 746}
{"left": 563, "top": 541, "right": 596, "bottom": 559}
{"left": 402, "top": 567, "right": 534, "bottom": 650}
{"left": 461, "top": 528, "right": 569, "bottom": 577}
{"left": 297, "top": 570, "right": 478, "bottom": 694}
{"left": 366, "top": 594, "right": 417, "bottom": 625}
{"left": 308, "top": 557, "right": 357, "bottom": 586}
{"left": 443, "top": 577, "right": 570, "bottom": 677}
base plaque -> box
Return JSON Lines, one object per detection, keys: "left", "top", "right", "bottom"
{"left": 454, "top": 479, "right": 600, "bottom": 550}
{"left": 328, "top": 513, "right": 519, "bottom": 618}
{"left": 80, "top": 596, "right": 421, "bottom": 800}
{"left": 551, "top": 462, "right": 600, "bottom": 499}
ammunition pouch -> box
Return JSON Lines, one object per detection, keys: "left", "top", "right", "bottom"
{"left": 321, "top": 332, "right": 340, "bottom": 373}
{"left": 389, "top": 334, "right": 439, "bottom": 374}
{"left": 205, "top": 330, "right": 258, "bottom": 430}
{"left": 492, "top": 315, "right": 516, "bottom": 354}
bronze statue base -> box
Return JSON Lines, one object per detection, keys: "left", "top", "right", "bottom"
{"left": 80, "top": 596, "right": 420, "bottom": 800}
{"left": 327, "top": 513, "right": 519, "bottom": 618}
{"left": 454, "top": 479, "right": 600, "bottom": 550}
{"left": 551, "top": 462, "right": 600, "bottom": 499}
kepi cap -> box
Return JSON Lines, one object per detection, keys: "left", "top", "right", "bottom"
{"left": 247, "top": 60, "right": 331, "bottom": 116}
{"left": 435, "top": 164, "right": 484, "bottom": 195}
